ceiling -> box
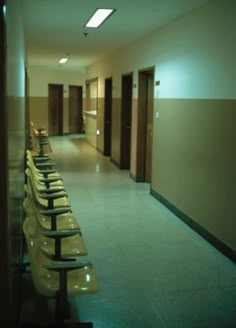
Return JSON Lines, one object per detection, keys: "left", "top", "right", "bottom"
{"left": 20, "top": 0, "right": 209, "bottom": 71}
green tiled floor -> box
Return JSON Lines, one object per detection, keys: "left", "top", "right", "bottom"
{"left": 20, "top": 134, "right": 236, "bottom": 327}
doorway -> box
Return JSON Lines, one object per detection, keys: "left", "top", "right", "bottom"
{"left": 69, "top": 85, "right": 83, "bottom": 134}
{"left": 136, "top": 67, "right": 154, "bottom": 182}
{"left": 104, "top": 77, "right": 112, "bottom": 156}
{"left": 120, "top": 73, "right": 133, "bottom": 169}
{"left": 48, "top": 83, "right": 63, "bottom": 136}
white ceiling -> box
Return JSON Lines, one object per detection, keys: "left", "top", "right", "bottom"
{"left": 21, "top": 0, "right": 209, "bottom": 71}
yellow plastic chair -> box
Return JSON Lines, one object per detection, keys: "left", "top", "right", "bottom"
{"left": 23, "top": 196, "right": 88, "bottom": 259}
{"left": 25, "top": 170, "right": 70, "bottom": 210}
{"left": 25, "top": 166, "right": 64, "bottom": 193}
{"left": 30, "top": 122, "right": 52, "bottom": 155}
{"left": 23, "top": 216, "right": 98, "bottom": 325}
{"left": 26, "top": 149, "right": 62, "bottom": 179}
{"left": 23, "top": 196, "right": 76, "bottom": 231}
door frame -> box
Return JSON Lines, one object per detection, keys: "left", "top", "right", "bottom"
{"left": 136, "top": 66, "right": 155, "bottom": 182}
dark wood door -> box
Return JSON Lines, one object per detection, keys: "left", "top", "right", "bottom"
{"left": 120, "top": 74, "right": 133, "bottom": 169}
{"left": 104, "top": 77, "right": 112, "bottom": 156}
{"left": 48, "top": 84, "right": 63, "bottom": 136}
{"left": 69, "top": 85, "right": 83, "bottom": 133}
{"left": 145, "top": 72, "right": 154, "bottom": 182}
{"left": 137, "top": 68, "right": 154, "bottom": 182}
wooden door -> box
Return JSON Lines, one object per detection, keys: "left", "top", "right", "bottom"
{"left": 104, "top": 77, "right": 112, "bottom": 156}
{"left": 120, "top": 73, "right": 133, "bottom": 169}
{"left": 69, "top": 85, "right": 83, "bottom": 133}
{"left": 145, "top": 72, "right": 154, "bottom": 182}
{"left": 137, "top": 68, "right": 154, "bottom": 182}
{"left": 48, "top": 84, "right": 63, "bottom": 136}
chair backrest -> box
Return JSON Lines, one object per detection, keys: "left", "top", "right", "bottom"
{"left": 30, "top": 121, "right": 47, "bottom": 137}
{"left": 26, "top": 150, "right": 42, "bottom": 174}
{"left": 26, "top": 163, "right": 47, "bottom": 190}
{"left": 26, "top": 150, "right": 58, "bottom": 180}
{"left": 29, "top": 122, "right": 52, "bottom": 154}
{"left": 23, "top": 192, "right": 76, "bottom": 231}
{"left": 22, "top": 216, "right": 57, "bottom": 297}
{"left": 25, "top": 168, "right": 51, "bottom": 209}
{"left": 26, "top": 157, "right": 57, "bottom": 189}
{"left": 25, "top": 168, "right": 69, "bottom": 210}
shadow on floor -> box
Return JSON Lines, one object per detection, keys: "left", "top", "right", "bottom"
{"left": 19, "top": 271, "right": 55, "bottom": 326}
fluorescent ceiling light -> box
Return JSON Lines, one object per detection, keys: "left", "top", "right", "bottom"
{"left": 85, "top": 8, "right": 115, "bottom": 28}
{"left": 59, "top": 58, "right": 69, "bottom": 64}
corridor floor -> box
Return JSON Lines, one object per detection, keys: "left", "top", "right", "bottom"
{"left": 21, "top": 134, "right": 236, "bottom": 327}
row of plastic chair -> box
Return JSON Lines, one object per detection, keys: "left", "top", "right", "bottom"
{"left": 22, "top": 127, "right": 99, "bottom": 327}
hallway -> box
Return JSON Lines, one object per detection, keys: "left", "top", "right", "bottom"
{"left": 21, "top": 134, "right": 236, "bottom": 327}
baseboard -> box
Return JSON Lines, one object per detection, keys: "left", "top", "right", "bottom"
{"left": 130, "top": 172, "right": 137, "bottom": 181}
{"left": 150, "top": 187, "right": 236, "bottom": 264}
{"left": 110, "top": 158, "right": 120, "bottom": 168}
{"left": 96, "top": 148, "right": 104, "bottom": 155}
{"left": 66, "top": 132, "right": 85, "bottom": 135}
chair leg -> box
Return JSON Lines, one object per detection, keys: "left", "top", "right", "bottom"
{"left": 55, "top": 271, "right": 71, "bottom": 324}
{"left": 54, "top": 270, "right": 94, "bottom": 327}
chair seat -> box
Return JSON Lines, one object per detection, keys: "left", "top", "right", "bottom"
{"left": 38, "top": 212, "right": 80, "bottom": 231}
{"left": 39, "top": 233, "right": 88, "bottom": 258}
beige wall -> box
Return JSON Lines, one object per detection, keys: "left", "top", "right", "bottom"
{"left": 89, "top": 80, "right": 98, "bottom": 111}
{"left": 85, "top": 0, "right": 236, "bottom": 252}
{"left": 84, "top": 113, "right": 97, "bottom": 148}
{"left": 29, "top": 97, "right": 48, "bottom": 131}
{"left": 152, "top": 99, "right": 236, "bottom": 250}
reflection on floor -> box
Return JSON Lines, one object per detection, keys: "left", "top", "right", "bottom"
{"left": 20, "top": 134, "right": 236, "bottom": 327}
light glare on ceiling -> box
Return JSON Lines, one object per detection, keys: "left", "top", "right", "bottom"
{"left": 85, "top": 8, "right": 115, "bottom": 28}
{"left": 59, "top": 58, "right": 69, "bottom": 64}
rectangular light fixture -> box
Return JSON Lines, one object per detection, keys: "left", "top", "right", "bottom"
{"left": 85, "top": 8, "right": 115, "bottom": 28}
{"left": 59, "top": 58, "right": 69, "bottom": 64}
